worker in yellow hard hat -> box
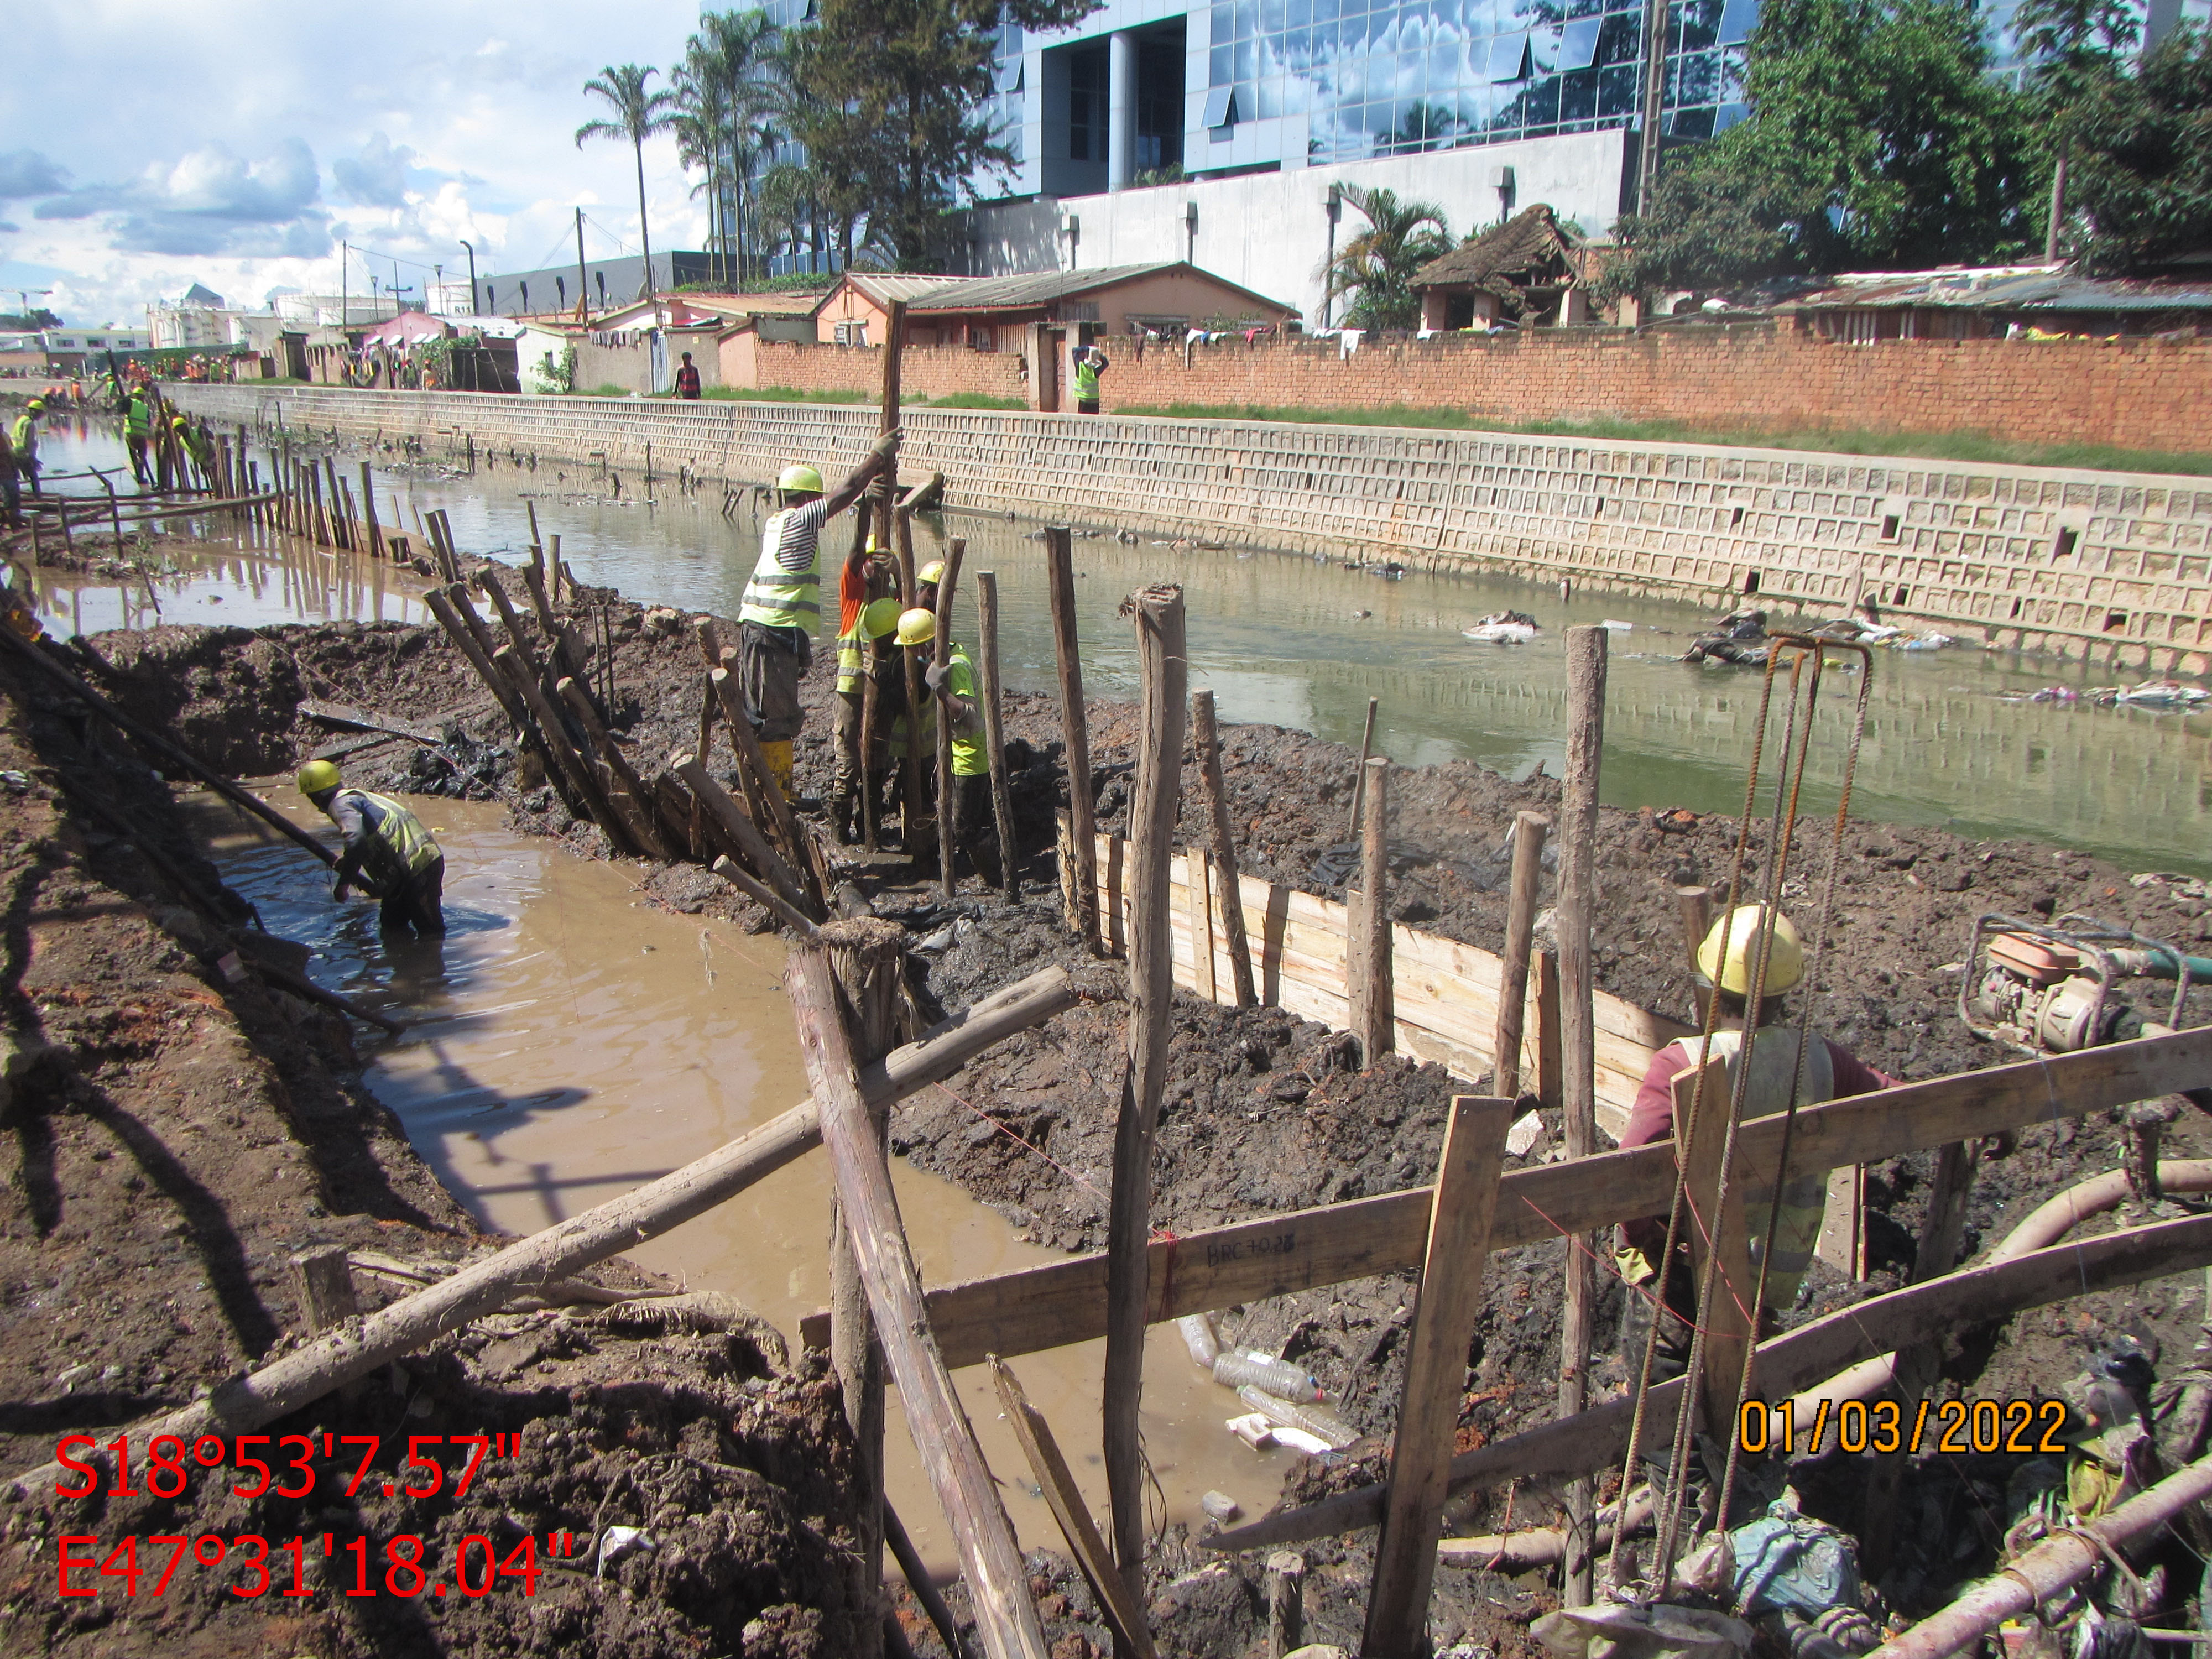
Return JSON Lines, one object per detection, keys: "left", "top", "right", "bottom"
{"left": 1613, "top": 904, "right": 1895, "bottom": 1432}
{"left": 11, "top": 400, "right": 43, "bottom": 499}
{"left": 830, "top": 594, "right": 904, "bottom": 842}
{"left": 298, "top": 760, "right": 446, "bottom": 935}
{"left": 736, "top": 431, "right": 901, "bottom": 805}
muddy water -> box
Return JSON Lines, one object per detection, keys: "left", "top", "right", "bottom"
{"left": 31, "top": 416, "right": 2212, "bottom": 873}
{"left": 195, "top": 787, "right": 1305, "bottom": 1567}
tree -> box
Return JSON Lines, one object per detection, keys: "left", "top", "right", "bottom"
{"left": 677, "top": 11, "right": 784, "bottom": 286}
{"left": 2068, "top": 24, "right": 2212, "bottom": 273}
{"left": 783, "top": 0, "right": 1098, "bottom": 269}
{"left": 577, "top": 65, "right": 679, "bottom": 304}
{"left": 1380, "top": 101, "right": 1464, "bottom": 154}
{"left": 1603, "top": 0, "right": 2036, "bottom": 296}
{"left": 1319, "top": 184, "right": 1452, "bottom": 330}
{"left": 2010, "top": 0, "right": 2142, "bottom": 257}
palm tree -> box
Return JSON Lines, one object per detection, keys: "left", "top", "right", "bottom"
{"left": 679, "top": 11, "right": 784, "bottom": 287}
{"left": 674, "top": 71, "right": 734, "bottom": 285}
{"left": 577, "top": 64, "right": 678, "bottom": 304}
{"left": 1319, "top": 183, "right": 1453, "bottom": 331}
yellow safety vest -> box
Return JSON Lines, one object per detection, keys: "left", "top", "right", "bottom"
{"left": 837, "top": 609, "right": 896, "bottom": 694}
{"left": 1074, "top": 357, "right": 1100, "bottom": 401}
{"left": 890, "top": 646, "right": 986, "bottom": 776}
{"left": 1665, "top": 1028, "right": 1836, "bottom": 1310}
{"left": 739, "top": 508, "right": 822, "bottom": 630}
{"left": 346, "top": 789, "right": 442, "bottom": 878}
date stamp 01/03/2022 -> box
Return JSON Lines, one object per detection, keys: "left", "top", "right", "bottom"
{"left": 1738, "top": 1396, "right": 2071, "bottom": 1458}
{"left": 44, "top": 1430, "right": 585, "bottom": 1601}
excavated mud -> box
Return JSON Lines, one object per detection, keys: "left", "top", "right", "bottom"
{"left": 45, "top": 559, "right": 2212, "bottom": 1653}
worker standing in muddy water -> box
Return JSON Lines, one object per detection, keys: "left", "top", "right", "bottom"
{"left": 297, "top": 761, "right": 447, "bottom": 936}
{"left": 738, "top": 430, "right": 899, "bottom": 801}
{"left": 10, "top": 400, "right": 41, "bottom": 498}
{"left": 919, "top": 611, "right": 1003, "bottom": 885}
{"left": 123, "top": 384, "right": 154, "bottom": 486}
{"left": 1615, "top": 905, "right": 1895, "bottom": 1471}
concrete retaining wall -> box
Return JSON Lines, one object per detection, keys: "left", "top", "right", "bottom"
{"left": 170, "top": 383, "right": 2212, "bottom": 674}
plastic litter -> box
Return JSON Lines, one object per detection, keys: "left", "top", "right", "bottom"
{"left": 1270, "top": 1426, "right": 1336, "bottom": 1456}
{"left": 1201, "top": 1490, "right": 1241, "bottom": 1522}
{"left": 1728, "top": 1499, "right": 1861, "bottom": 1617}
{"left": 1227, "top": 1412, "right": 1276, "bottom": 1449}
{"left": 1177, "top": 1312, "right": 1220, "bottom": 1368}
{"left": 1532, "top": 1603, "right": 1755, "bottom": 1659}
{"left": 1214, "top": 1350, "right": 1325, "bottom": 1401}
{"left": 1600, "top": 619, "right": 1635, "bottom": 632}
{"left": 596, "top": 1525, "right": 655, "bottom": 1578}
{"left": 1237, "top": 1384, "right": 1355, "bottom": 1448}
{"left": 1506, "top": 1109, "right": 1546, "bottom": 1156}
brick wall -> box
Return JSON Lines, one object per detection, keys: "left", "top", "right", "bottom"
{"left": 746, "top": 341, "right": 1026, "bottom": 403}
{"left": 1084, "top": 325, "right": 2211, "bottom": 454}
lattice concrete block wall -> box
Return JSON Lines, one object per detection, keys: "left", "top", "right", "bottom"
{"left": 173, "top": 386, "right": 2212, "bottom": 673}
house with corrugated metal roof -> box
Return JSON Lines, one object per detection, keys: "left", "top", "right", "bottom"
{"left": 1783, "top": 265, "right": 2212, "bottom": 341}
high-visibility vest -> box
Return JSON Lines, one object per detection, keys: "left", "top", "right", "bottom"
{"left": 837, "top": 609, "right": 896, "bottom": 694}
{"left": 341, "top": 789, "right": 442, "bottom": 883}
{"left": 1663, "top": 1027, "right": 1835, "bottom": 1310}
{"left": 9, "top": 415, "right": 33, "bottom": 456}
{"left": 1074, "top": 357, "right": 1100, "bottom": 401}
{"left": 739, "top": 509, "right": 822, "bottom": 630}
{"left": 890, "top": 646, "right": 986, "bottom": 776}
{"left": 125, "top": 397, "right": 152, "bottom": 437}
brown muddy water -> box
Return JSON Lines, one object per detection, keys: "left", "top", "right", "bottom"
{"left": 29, "top": 416, "right": 2212, "bottom": 878}
{"left": 191, "top": 786, "right": 1296, "bottom": 1567}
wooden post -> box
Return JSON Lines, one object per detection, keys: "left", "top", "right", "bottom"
{"left": 1361, "top": 1096, "right": 1514, "bottom": 1659}
{"left": 884, "top": 1505, "right": 968, "bottom": 1659}
{"left": 1186, "top": 847, "right": 1217, "bottom": 1004}
{"left": 1534, "top": 948, "right": 1563, "bottom": 1110}
{"left": 932, "top": 538, "right": 967, "bottom": 898}
{"left": 497, "top": 646, "right": 635, "bottom": 854}
{"left": 860, "top": 628, "right": 882, "bottom": 854}
{"left": 1103, "top": 583, "right": 1187, "bottom": 1646}
{"left": 290, "top": 1246, "right": 359, "bottom": 1335}
{"left": 992, "top": 1358, "right": 1157, "bottom": 1659}
{"left": 1348, "top": 757, "right": 1393, "bottom": 1066}
{"left": 825, "top": 918, "right": 910, "bottom": 1659}
{"left": 1491, "top": 812, "right": 1550, "bottom": 1097}
{"left": 557, "top": 679, "right": 674, "bottom": 859}
{"left": 477, "top": 567, "right": 545, "bottom": 677}
{"left": 785, "top": 946, "right": 1049, "bottom": 1659}
{"left": 1192, "top": 690, "right": 1256, "bottom": 1008}
{"left": 708, "top": 665, "right": 808, "bottom": 872}
{"left": 975, "top": 572, "right": 1019, "bottom": 901}
{"left": 358, "top": 462, "right": 383, "bottom": 559}
{"left": 893, "top": 507, "right": 929, "bottom": 856}
{"left": 1817, "top": 1165, "right": 1867, "bottom": 1279}
{"left": 1266, "top": 1553, "right": 1306, "bottom": 1659}
{"left": 1674, "top": 1060, "right": 1752, "bottom": 1449}
{"left": 1045, "top": 528, "right": 1099, "bottom": 952}
{"left": 675, "top": 755, "right": 818, "bottom": 922}
{"left": 1556, "top": 624, "right": 1608, "bottom": 1603}
{"left": 1675, "top": 883, "right": 1713, "bottom": 976}
{"left": 1346, "top": 696, "right": 1380, "bottom": 837}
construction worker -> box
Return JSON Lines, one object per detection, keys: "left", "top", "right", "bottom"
{"left": 915, "top": 609, "right": 1002, "bottom": 886}
{"left": 1073, "top": 345, "right": 1108, "bottom": 414}
{"left": 831, "top": 595, "right": 902, "bottom": 842}
{"left": 10, "top": 400, "right": 41, "bottom": 498}
{"left": 0, "top": 420, "right": 18, "bottom": 529}
{"left": 674, "top": 351, "right": 702, "bottom": 399}
{"left": 1615, "top": 906, "right": 1895, "bottom": 1420}
{"left": 737, "top": 431, "right": 900, "bottom": 801}
{"left": 123, "top": 385, "right": 154, "bottom": 486}
{"left": 171, "top": 415, "right": 213, "bottom": 488}
{"left": 297, "top": 760, "right": 447, "bottom": 936}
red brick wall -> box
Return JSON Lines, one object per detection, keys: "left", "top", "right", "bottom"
{"left": 734, "top": 326, "right": 2210, "bottom": 451}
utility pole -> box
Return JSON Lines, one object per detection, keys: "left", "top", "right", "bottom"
{"left": 1322, "top": 185, "right": 1342, "bottom": 329}
{"left": 460, "top": 239, "right": 478, "bottom": 317}
{"left": 576, "top": 207, "right": 589, "bottom": 322}
{"left": 340, "top": 240, "right": 348, "bottom": 332}
{"left": 1634, "top": 0, "right": 1670, "bottom": 213}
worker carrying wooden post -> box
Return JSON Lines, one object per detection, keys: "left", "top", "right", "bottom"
{"left": 1613, "top": 906, "right": 1893, "bottom": 1494}
{"left": 891, "top": 606, "right": 1003, "bottom": 888}
{"left": 296, "top": 759, "right": 446, "bottom": 936}
{"left": 830, "top": 526, "right": 901, "bottom": 844}
{"left": 883, "top": 561, "right": 946, "bottom": 849}
{"left": 737, "top": 432, "right": 898, "bottom": 803}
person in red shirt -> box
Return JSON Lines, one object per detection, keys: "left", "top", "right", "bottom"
{"left": 674, "top": 352, "right": 702, "bottom": 399}
{"left": 1617, "top": 905, "right": 1897, "bottom": 1404}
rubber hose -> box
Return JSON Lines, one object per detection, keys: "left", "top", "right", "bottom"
{"left": 1788, "top": 1160, "right": 2212, "bottom": 1415}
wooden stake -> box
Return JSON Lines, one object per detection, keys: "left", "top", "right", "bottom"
{"left": 1186, "top": 846, "right": 1217, "bottom": 1003}
{"left": 975, "top": 572, "right": 1019, "bottom": 902}
{"left": 1044, "top": 527, "right": 1099, "bottom": 952}
{"left": 1266, "top": 1553, "right": 1306, "bottom": 1659}
{"left": 825, "top": 919, "right": 911, "bottom": 1659}
{"left": 1674, "top": 1059, "right": 1752, "bottom": 1446}
{"left": 497, "top": 646, "right": 635, "bottom": 854}
{"left": 1347, "top": 696, "right": 1380, "bottom": 837}
{"left": 932, "top": 538, "right": 967, "bottom": 898}
{"left": 1102, "top": 583, "right": 1187, "bottom": 1644}
{"left": 1348, "top": 756, "right": 1393, "bottom": 1066}
{"left": 893, "top": 505, "right": 928, "bottom": 857}
{"left": 707, "top": 661, "right": 808, "bottom": 869}
{"left": 708, "top": 856, "right": 821, "bottom": 941}
{"left": 1534, "top": 948, "right": 1564, "bottom": 1110}
{"left": 557, "top": 679, "right": 673, "bottom": 859}
{"left": 884, "top": 1504, "right": 968, "bottom": 1659}
{"left": 1361, "top": 1095, "right": 1514, "bottom": 1659}
{"left": 785, "top": 945, "right": 1049, "bottom": 1659}
{"left": 358, "top": 462, "right": 383, "bottom": 559}
{"left": 1557, "top": 623, "right": 1608, "bottom": 1602}
{"left": 1674, "top": 884, "right": 1713, "bottom": 978}
{"left": 991, "top": 1358, "right": 1157, "bottom": 1659}
{"left": 290, "top": 1246, "right": 359, "bottom": 1335}
{"left": 1491, "top": 812, "right": 1550, "bottom": 1098}
{"left": 1192, "top": 690, "right": 1256, "bottom": 1008}
{"left": 675, "top": 755, "right": 818, "bottom": 921}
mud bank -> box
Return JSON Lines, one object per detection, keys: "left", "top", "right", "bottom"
{"left": 56, "top": 570, "right": 2212, "bottom": 1654}
{"left": 0, "top": 645, "right": 878, "bottom": 1657}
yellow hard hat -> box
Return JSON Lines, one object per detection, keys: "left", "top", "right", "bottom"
{"left": 917, "top": 560, "right": 946, "bottom": 586}
{"left": 861, "top": 597, "right": 902, "bottom": 637}
{"left": 1697, "top": 904, "right": 1804, "bottom": 997}
{"left": 296, "top": 759, "right": 342, "bottom": 797}
{"left": 777, "top": 462, "right": 824, "bottom": 495}
{"left": 24, "top": 399, "right": 42, "bottom": 413}
{"left": 896, "top": 607, "right": 936, "bottom": 648}
{"left": 865, "top": 536, "right": 881, "bottom": 553}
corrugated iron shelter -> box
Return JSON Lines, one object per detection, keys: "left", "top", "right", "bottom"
{"left": 1785, "top": 265, "right": 2212, "bottom": 341}
{"left": 1412, "top": 205, "right": 1592, "bottom": 331}
{"left": 812, "top": 263, "right": 1298, "bottom": 351}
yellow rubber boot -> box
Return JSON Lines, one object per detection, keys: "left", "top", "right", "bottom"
{"left": 760, "top": 739, "right": 797, "bottom": 803}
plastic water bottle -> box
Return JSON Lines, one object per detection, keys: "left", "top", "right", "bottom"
{"left": 1212, "top": 1350, "right": 1324, "bottom": 1402}
{"left": 1177, "top": 1313, "right": 1220, "bottom": 1368}
{"left": 1235, "top": 1385, "right": 1357, "bottom": 1448}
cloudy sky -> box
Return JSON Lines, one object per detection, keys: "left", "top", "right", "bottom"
{"left": 0, "top": 1, "right": 720, "bottom": 326}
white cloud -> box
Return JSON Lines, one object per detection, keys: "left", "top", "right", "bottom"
{"left": 0, "top": 151, "right": 70, "bottom": 200}
{"left": 333, "top": 133, "right": 420, "bottom": 209}
{"left": 35, "top": 139, "right": 329, "bottom": 258}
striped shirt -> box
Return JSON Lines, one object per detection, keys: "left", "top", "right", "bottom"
{"left": 764, "top": 499, "right": 830, "bottom": 574}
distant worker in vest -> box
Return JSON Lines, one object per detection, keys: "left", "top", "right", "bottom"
{"left": 297, "top": 760, "right": 447, "bottom": 936}
{"left": 911, "top": 608, "right": 1003, "bottom": 886}
{"left": 1073, "top": 346, "right": 1109, "bottom": 414}
{"left": 10, "top": 401, "right": 41, "bottom": 498}
{"left": 674, "top": 351, "right": 702, "bottom": 400}
{"left": 1615, "top": 905, "right": 1895, "bottom": 1401}
{"left": 123, "top": 385, "right": 155, "bottom": 486}
{"left": 738, "top": 430, "right": 900, "bottom": 801}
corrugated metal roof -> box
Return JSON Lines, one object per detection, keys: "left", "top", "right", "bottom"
{"left": 1791, "top": 265, "right": 2212, "bottom": 314}
{"left": 847, "top": 273, "right": 985, "bottom": 307}
{"left": 905, "top": 263, "right": 1187, "bottom": 311}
